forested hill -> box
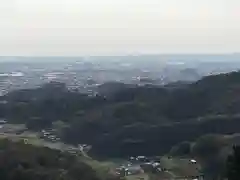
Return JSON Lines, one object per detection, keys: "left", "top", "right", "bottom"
{"left": 1, "top": 71, "right": 240, "bottom": 157}
{"left": 0, "top": 139, "right": 100, "bottom": 180}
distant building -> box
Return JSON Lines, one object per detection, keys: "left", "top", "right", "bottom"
{"left": 126, "top": 166, "right": 143, "bottom": 175}
{"left": 141, "top": 162, "right": 161, "bottom": 173}
{"left": 190, "top": 159, "right": 197, "bottom": 163}
{"left": 136, "top": 156, "right": 149, "bottom": 162}
{"left": 0, "top": 119, "right": 7, "bottom": 124}
{"left": 130, "top": 156, "right": 135, "bottom": 160}
{"left": 116, "top": 165, "right": 143, "bottom": 177}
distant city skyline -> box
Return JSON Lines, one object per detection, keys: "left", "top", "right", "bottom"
{"left": 0, "top": 0, "right": 239, "bottom": 56}
{"left": 0, "top": 54, "right": 239, "bottom": 63}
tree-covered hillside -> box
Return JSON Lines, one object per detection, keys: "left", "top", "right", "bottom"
{"left": 0, "top": 138, "right": 100, "bottom": 180}
{"left": 1, "top": 71, "right": 240, "bottom": 157}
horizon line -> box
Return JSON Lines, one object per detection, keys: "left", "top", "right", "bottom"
{"left": 0, "top": 52, "right": 239, "bottom": 58}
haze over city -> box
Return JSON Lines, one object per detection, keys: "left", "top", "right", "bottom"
{"left": 0, "top": 0, "right": 239, "bottom": 56}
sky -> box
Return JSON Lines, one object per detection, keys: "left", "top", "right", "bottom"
{"left": 0, "top": 0, "right": 239, "bottom": 56}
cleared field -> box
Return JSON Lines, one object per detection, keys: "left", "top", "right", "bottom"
{"left": 0, "top": 124, "right": 202, "bottom": 180}
{"left": 83, "top": 159, "right": 119, "bottom": 180}
{"left": 160, "top": 156, "right": 202, "bottom": 178}
{"left": 126, "top": 173, "right": 149, "bottom": 180}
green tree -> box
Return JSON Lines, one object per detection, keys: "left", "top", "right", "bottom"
{"left": 169, "top": 141, "right": 191, "bottom": 157}
{"left": 227, "top": 146, "right": 240, "bottom": 180}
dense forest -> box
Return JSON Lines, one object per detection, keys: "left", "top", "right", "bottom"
{"left": 227, "top": 145, "right": 240, "bottom": 180}
{"left": 0, "top": 138, "right": 101, "bottom": 180}
{"left": 1, "top": 71, "right": 240, "bottom": 157}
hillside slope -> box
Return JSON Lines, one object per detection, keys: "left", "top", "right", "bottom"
{"left": 1, "top": 71, "right": 240, "bottom": 157}
{"left": 0, "top": 138, "right": 100, "bottom": 180}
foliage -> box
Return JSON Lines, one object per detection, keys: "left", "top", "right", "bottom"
{"left": 227, "top": 146, "right": 240, "bottom": 180}
{"left": 191, "top": 134, "right": 229, "bottom": 158}
{"left": 0, "top": 138, "right": 100, "bottom": 180}
{"left": 2, "top": 71, "right": 240, "bottom": 157}
{"left": 169, "top": 141, "right": 191, "bottom": 157}
{"left": 191, "top": 135, "right": 230, "bottom": 179}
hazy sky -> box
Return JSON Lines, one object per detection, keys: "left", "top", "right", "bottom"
{"left": 0, "top": 0, "right": 239, "bottom": 56}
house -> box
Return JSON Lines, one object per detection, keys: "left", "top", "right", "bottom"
{"left": 141, "top": 162, "right": 161, "bottom": 173}
{"left": 190, "top": 159, "right": 197, "bottom": 164}
{"left": 152, "top": 162, "right": 161, "bottom": 168}
{"left": 115, "top": 165, "right": 143, "bottom": 177}
{"left": 136, "top": 156, "right": 149, "bottom": 162}
{"left": 130, "top": 156, "right": 135, "bottom": 160}
{"left": 115, "top": 166, "right": 127, "bottom": 176}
